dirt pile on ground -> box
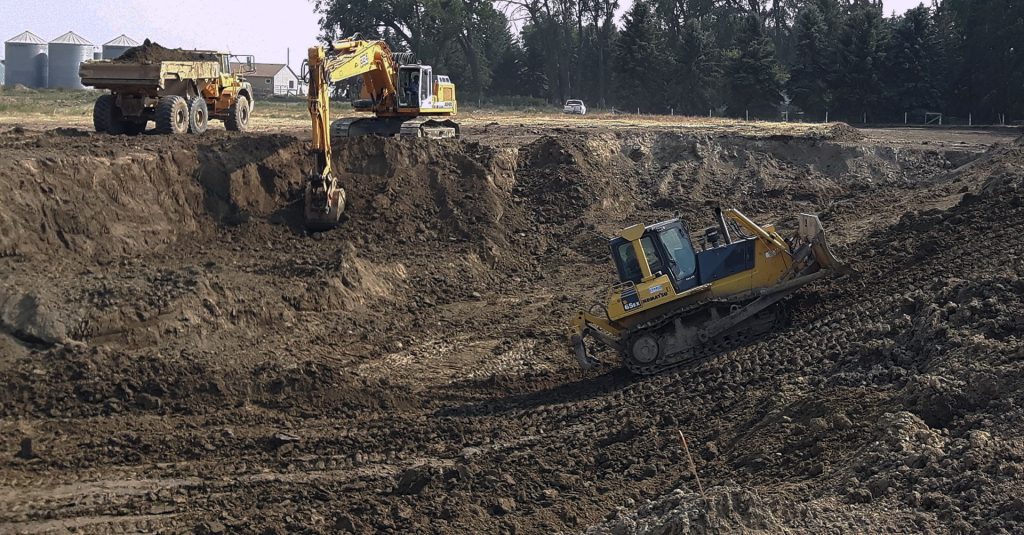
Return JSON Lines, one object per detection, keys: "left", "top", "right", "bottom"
{"left": 112, "top": 39, "right": 219, "bottom": 63}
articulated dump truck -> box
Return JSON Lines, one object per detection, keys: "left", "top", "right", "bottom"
{"left": 80, "top": 52, "right": 254, "bottom": 135}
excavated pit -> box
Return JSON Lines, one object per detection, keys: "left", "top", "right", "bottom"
{"left": 0, "top": 124, "right": 1022, "bottom": 533}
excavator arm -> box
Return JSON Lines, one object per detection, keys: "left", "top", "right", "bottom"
{"left": 303, "top": 39, "right": 405, "bottom": 230}
{"left": 304, "top": 46, "right": 346, "bottom": 230}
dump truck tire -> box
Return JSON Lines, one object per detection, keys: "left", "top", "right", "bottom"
{"left": 155, "top": 96, "right": 189, "bottom": 134}
{"left": 225, "top": 95, "right": 250, "bottom": 132}
{"left": 187, "top": 96, "right": 209, "bottom": 134}
{"left": 93, "top": 94, "right": 125, "bottom": 135}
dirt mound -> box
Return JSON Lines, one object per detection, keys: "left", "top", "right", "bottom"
{"left": 0, "top": 130, "right": 303, "bottom": 259}
{"left": 515, "top": 132, "right": 636, "bottom": 227}
{"left": 825, "top": 122, "right": 864, "bottom": 141}
{"left": 112, "top": 39, "right": 219, "bottom": 63}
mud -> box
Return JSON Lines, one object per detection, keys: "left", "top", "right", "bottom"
{"left": 111, "top": 39, "right": 219, "bottom": 63}
{"left": 0, "top": 123, "right": 1022, "bottom": 534}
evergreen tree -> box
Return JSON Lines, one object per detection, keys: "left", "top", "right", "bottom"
{"left": 612, "top": 0, "right": 671, "bottom": 112}
{"left": 789, "top": 4, "right": 833, "bottom": 118}
{"left": 883, "top": 5, "right": 942, "bottom": 119}
{"left": 726, "top": 14, "right": 786, "bottom": 117}
{"left": 833, "top": 4, "right": 889, "bottom": 120}
{"left": 670, "top": 19, "right": 723, "bottom": 115}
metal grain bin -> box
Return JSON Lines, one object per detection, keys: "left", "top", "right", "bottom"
{"left": 4, "top": 31, "right": 48, "bottom": 88}
{"left": 102, "top": 34, "right": 139, "bottom": 60}
{"left": 0, "top": 61, "right": 5, "bottom": 85}
{"left": 48, "top": 31, "right": 93, "bottom": 89}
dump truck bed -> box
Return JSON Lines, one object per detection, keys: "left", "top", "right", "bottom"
{"left": 79, "top": 60, "right": 221, "bottom": 90}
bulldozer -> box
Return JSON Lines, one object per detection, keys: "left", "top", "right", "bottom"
{"left": 302, "top": 36, "right": 459, "bottom": 230}
{"left": 570, "top": 208, "right": 852, "bottom": 375}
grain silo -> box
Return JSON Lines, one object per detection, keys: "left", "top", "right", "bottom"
{"left": 102, "top": 34, "right": 139, "bottom": 60}
{"left": 0, "top": 61, "right": 5, "bottom": 86}
{"left": 4, "top": 31, "right": 48, "bottom": 88}
{"left": 48, "top": 31, "right": 93, "bottom": 89}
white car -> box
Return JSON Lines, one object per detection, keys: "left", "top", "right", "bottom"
{"left": 563, "top": 99, "right": 587, "bottom": 115}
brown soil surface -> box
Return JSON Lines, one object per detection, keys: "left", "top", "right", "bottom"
{"left": 1, "top": 122, "right": 1022, "bottom": 534}
{"left": 111, "top": 39, "right": 219, "bottom": 63}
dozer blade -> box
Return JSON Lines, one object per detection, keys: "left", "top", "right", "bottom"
{"left": 798, "top": 213, "right": 854, "bottom": 276}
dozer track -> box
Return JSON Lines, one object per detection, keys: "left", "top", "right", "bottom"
{"left": 620, "top": 302, "right": 785, "bottom": 375}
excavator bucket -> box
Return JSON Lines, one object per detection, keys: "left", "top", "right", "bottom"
{"left": 798, "top": 214, "right": 853, "bottom": 276}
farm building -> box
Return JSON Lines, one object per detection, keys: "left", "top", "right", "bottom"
{"left": 232, "top": 62, "right": 302, "bottom": 97}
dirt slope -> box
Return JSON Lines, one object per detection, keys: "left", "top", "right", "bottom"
{"left": 0, "top": 125, "right": 1021, "bottom": 534}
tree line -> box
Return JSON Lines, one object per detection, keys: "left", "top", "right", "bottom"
{"left": 314, "top": 0, "right": 1024, "bottom": 123}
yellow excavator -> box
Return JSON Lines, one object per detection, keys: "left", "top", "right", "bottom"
{"left": 570, "top": 208, "right": 852, "bottom": 375}
{"left": 303, "top": 36, "right": 459, "bottom": 229}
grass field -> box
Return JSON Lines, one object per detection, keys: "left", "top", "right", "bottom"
{"left": 0, "top": 87, "right": 843, "bottom": 138}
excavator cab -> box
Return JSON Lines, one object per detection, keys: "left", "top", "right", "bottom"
{"left": 398, "top": 65, "right": 431, "bottom": 108}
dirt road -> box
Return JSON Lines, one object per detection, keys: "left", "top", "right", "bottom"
{"left": 1, "top": 119, "right": 1022, "bottom": 534}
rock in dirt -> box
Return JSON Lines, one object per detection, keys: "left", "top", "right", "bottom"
{"left": 394, "top": 465, "right": 435, "bottom": 495}
{"left": 494, "top": 497, "right": 517, "bottom": 515}
{"left": 194, "top": 520, "right": 226, "bottom": 534}
{"left": 267, "top": 432, "right": 301, "bottom": 450}
{"left": 16, "top": 437, "right": 34, "bottom": 460}
{"left": 136, "top": 393, "right": 162, "bottom": 410}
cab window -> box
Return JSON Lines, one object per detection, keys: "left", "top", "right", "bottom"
{"left": 614, "top": 241, "right": 641, "bottom": 283}
{"left": 659, "top": 227, "right": 696, "bottom": 280}
{"left": 640, "top": 236, "right": 664, "bottom": 276}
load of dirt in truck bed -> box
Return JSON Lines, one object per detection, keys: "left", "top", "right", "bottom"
{"left": 111, "top": 38, "right": 219, "bottom": 63}
{"left": 1, "top": 123, "right": 1023, "bottom": 533}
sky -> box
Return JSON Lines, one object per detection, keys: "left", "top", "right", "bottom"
{"left": 2, "top": 0, "right": 929, "bottom": 67}
{"left": 2, "top": 0, "right": 323, "bottom": 70}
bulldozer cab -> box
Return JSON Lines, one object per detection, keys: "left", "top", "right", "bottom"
{"left": 610, "top": 220, "right": 701, "bottom": 293}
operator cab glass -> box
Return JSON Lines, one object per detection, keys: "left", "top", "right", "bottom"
{"left": 610, "top": 220, "right": 700, "bottom": 292}
{"left": 399, "top": 66, "right": 423, "bottom": 107}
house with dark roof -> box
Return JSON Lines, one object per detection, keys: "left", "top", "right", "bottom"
{"left": 231, "top": 62, "right": 302, "bottom": 97}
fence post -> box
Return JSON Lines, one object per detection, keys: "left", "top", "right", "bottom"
{"left": 969, "top": 113, "right": 972, "bottom": 126}
{"left": 825, "top": 111, "right": 828, "bottom": 123}
{"left": 709, "top": 109, "right": 712, "bottom": 118}
{"left": 904, "top": 112, "right": 908, "bottom": 125}
{"left": 746, "top": 110, "right": 749, "bottom": 121}
{"left": 671, "top": 108, "right": 674, "bottom": 116}
{"left": 637, "top": 107, "right": 640, "bottom": 115}
{"left": 863, "top": 112, "right": 867, "bottom": 124}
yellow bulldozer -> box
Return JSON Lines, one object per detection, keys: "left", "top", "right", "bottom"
{"left": 570, "top": 208, "right": 851, "bottom": 375}
{"left": 302, "top": 36, "right": 459, "bottom": 229}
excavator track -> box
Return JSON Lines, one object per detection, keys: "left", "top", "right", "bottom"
{"left": 622, "top": 305, "right": 786, "bottom": 376}
{"left": 330, "top": 117, "right": 459, "bottom": 139}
